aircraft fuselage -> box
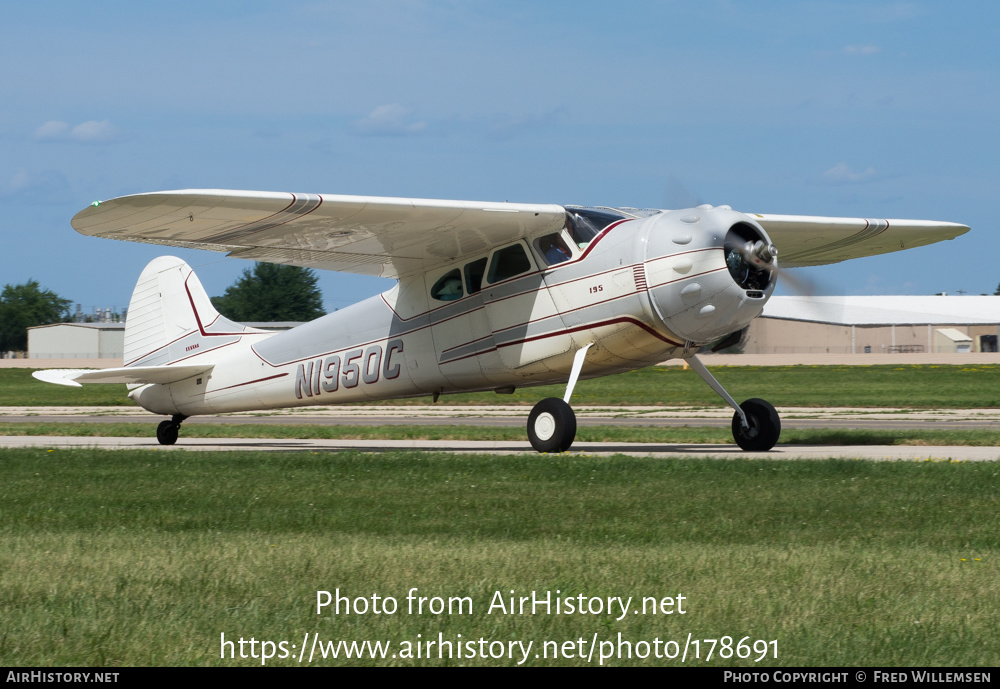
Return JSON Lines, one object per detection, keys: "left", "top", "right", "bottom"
{"left": 130, "top": 206, "right": 774, "bottom": 416}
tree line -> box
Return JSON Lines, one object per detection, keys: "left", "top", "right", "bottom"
{"left": 0, "top": 263, "right": 326, "bottom": 353}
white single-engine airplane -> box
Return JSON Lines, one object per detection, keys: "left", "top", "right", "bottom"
{"left": 34, "top": 190, "right": 969, "bottom": 452}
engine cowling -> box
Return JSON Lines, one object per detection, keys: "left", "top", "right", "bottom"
{"left": 640, "top": 206, "right": 777, "bottom": 344}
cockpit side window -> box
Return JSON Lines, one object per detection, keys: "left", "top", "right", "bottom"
{"left": 487, "top": 243, "right": 533, "bottom": 284}
{"left": 464, "top": 257, "right": 488, "bottom": 294}
{"left": 430, "top": 269, "right": 464, "bottom": 301}
{"left": 565, "top": 208, "right": 626, "bottom": 247}
{"left": 533, "top": 233, "right": 573, "bottom": 266}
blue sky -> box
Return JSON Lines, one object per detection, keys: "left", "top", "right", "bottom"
{"left": 2, "top": 1, "right": 998, "bottom": 314}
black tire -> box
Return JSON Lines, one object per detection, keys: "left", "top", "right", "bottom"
{"left": 731, "top": 398, "right": 780, "bottom": 451}
{"left": 527, "top": 397, "right": 577, "bottom": 453}
{"left": 156, "top": 420, "right": 179, "bottom": 446}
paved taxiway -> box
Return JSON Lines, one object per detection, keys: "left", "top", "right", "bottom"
{"left": 3, "top": 405, "right": 996, "bottom": 461}
{"left": 3, "top": 405, "right": 1000, "bottom": 430}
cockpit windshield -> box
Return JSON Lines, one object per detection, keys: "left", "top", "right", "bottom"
{"left": 564, "top": 207, "right": 627, "bottom": 247}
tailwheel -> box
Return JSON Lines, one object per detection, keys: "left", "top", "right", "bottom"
{"left": 527, "top": 397, "right": 577, "bottom": 453}
{"left": 731, "top": 398, "right": 780, "bottom": 451}
{"left": 156, "top": 414, "right": 187, "bottom": 446}
{"left": 156, "top": 420, "right": 179, "bottom": 445}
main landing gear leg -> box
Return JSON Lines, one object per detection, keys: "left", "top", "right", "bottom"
{"left": 685, "top": 354, "right": 781, "bottom": 451}
{"left": 527, "top": 344, "right": 593, "bottom": 453}
{"left": 156, "top": 414, "right": 188, "bottom": 446}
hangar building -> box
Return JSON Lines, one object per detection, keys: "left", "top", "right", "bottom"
{"left": 27, "top": 323, "right": 125, "bottom": 360}
{"left": 745, "top": 296, "right": 1000, "bottom": 355}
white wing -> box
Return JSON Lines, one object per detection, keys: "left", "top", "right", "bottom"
{"left": 72, "top": 189, "right": 566, "bottom": 279}
{"left": 71, "top": 190, "right": 970, "bottom": 276}
{"left": 749, "top": 213, "right": 970, "bottom": 267}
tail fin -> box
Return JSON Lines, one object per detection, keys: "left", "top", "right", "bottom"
{"left": 124, "top": 256, "right": 264, "bottom": 367}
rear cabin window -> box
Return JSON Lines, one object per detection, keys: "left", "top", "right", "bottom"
{"left": 487, "top": 244, "right": 532, "bottom": 284}
{"left": 430, "top": 269, "right": 464, "bottom": 301}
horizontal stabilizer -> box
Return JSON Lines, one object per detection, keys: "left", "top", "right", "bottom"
{"left": 32, "top": 364, "right": 215, "bottom": 388}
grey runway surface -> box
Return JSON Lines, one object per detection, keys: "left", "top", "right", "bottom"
{"left": 2, "top": 405, "right": 997, "bottom": 461}
{"left": 1, "top": 415, "right": 997, "bottom": 430}
{"left": 1, "top": 434, "right": 998, "bottom": 461}
{"left": 2, "top": 405, "right": 1000, "bottom": 430}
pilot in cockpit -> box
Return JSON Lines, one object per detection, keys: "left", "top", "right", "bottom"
{"left": 539, "top": 235, "right": 571, "bottom": 265}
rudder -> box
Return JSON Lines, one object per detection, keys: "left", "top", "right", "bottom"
{"left": 124, "top": 256, "right": 261, "bottom": 367}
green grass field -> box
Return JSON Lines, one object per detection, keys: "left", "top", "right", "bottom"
{"left": 6, "top": 364, "right": 1000, "bottom": 407}
{"left": 5, "top": 363, "right": 999, "bottom": 667}
{"left": 1, "top": 448, "right": 997, "bottom": 666}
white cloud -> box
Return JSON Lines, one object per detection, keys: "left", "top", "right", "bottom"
{"left": 34, "top": 121, "right": 70, "bottom": 140}
{"left": 822, "top": 162, "right": 877, "bottom": 184}
{"left": 353, "top": 104, "right": 426, "bottom": 136}
{"left": 843, "top": 44, "right": 881, "bottom": 56}
{"left": 8, "top": 169, "right": 32, "bottom": 192}
{"left": 486, "top": 108, "right": 566, "bottom": 141}
{"left": 70, "top": 120, "right": 117, "bottom": 142}
{"left": 3, "top": 168, "right": 71, "bottom": 201}
{"left": 34, "top": 119, "right": 117, "bottom": 143}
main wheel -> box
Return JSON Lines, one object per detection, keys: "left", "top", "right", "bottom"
{"left": 731, "top": 398, "right": 780, "bottom": 451}
{"left": 527, "top": 398, "right": 577, "bottom": 453}
{"left": 156, "top": 420, "right": 179, "bottom": 446}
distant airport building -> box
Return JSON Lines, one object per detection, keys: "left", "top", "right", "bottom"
{"left": 745, "top": 296, "right": 1000, "bottom": 354}
{"left": 27, "top": 323, "right": 125, "bottom": 360}
{"left": 27, "top": 322, "right": 303, "bottom": 359}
